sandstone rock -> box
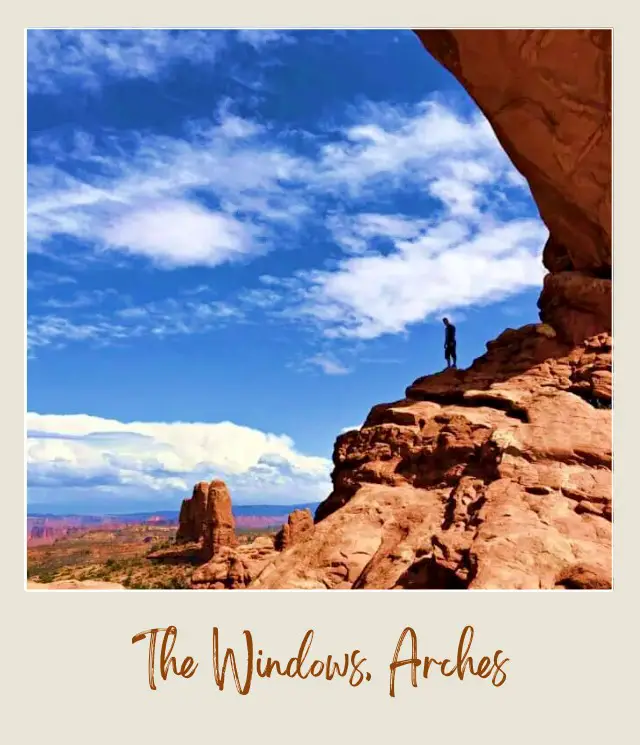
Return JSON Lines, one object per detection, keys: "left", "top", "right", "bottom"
{"left": 274, "top": 509, "right": 314, "bottom": 550}
{"left": 201, "top": 480, "right": 237, "bottom": 561}
{"left": 191, "top": 536, "right": 277, "bottom": 589}
{"left": 414, "top": 30, "right": 611, "bottom": 345}
{"left": 176, "top": 481, "right": 209, "bottom": 543}
{"left": 175, "top": 478, "right": 238, "bottom": 560}
{"left": 415, "top": 30, "right": 611, "bottom": 275}
{"left": 538, "top": 271, "right": 611, "bottom": 346}
{"left": 252, "top": 329, "right": 611, "bottom": 590}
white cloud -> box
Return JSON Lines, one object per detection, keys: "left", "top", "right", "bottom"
{"left": 27, "top": 412, "right": 331, "bottom": 506}
{"left": 305, "top": 354, "right": 351, "bottom": 376}
{"left": 29, "top": 96, "right": 547, "bottom": 349}
{"left": 235, "top": 30, "right": 297, "bottom": 49}
{"left": 294, "top": 215, "right": 547, "bottom": 339}
{"left": 102, "top": 200, "right": 259, "bottom": 268}
{"left": 27, "top": 271, "right": 77, "bottom": 291}
{"left": 27, "top": 316, "right": 129, "bottom": 353}
{"left": 340, "top": 425, "right": 361, "bottom": 433}
{"left": 314, "top": 101, "right": 506, "bottom": 195}
{"left": 241, "top": 101, "right": 545, "bottom": 342}
{"left": 40, "top": 288, "right": 118, "bottom": 309}
{"left": 28, "top": 296, "right": 244, "bottom": 353}
{"left": 27, "top": 30, "right": 295, "bottom": 94}
{"left": 27, "top": 109, "right": 306, "bottom": 268}
{"left": 27, "top": 30, "right": 228, "bottom": 93}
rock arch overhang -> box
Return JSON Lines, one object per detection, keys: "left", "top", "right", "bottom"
{"left": 414, "top": 30, "right": 612, "bottom": 345}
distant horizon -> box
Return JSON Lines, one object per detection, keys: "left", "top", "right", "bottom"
{"left": 27, "top": 501, "right": 321, "bottom": 517}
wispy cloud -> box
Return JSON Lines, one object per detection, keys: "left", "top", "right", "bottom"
{"left": 27, "top": 316, "right": 130, "bottom": 354}
{"left": 235, "top": 30, "right": 297, "bottom": 50}
{"left": 27, "top": 295, "right": 244, "bottom": 354}
{"left": 305, "top": 353, "right": 352, "bottom": 376}
{"left": 238, "top": 100, "right": 547, "bottom": 340}
{"left": 28, "top": 29, "right": 300, "bottom": 100}
{"left": 27, "top": 30, "right": 296, "bottom": 95}
{"left": 27, "top": 30, "right": 230, "bottom": 94}
{"left": 28, "top": 96, "right": 547, "bottom": 351}
{"left": 28, "top": 107, "right": 307, "bottom": 269}
{"left": 27, "top": 270, "right": 77, "bottom": 291}
{"left": 27, "top": 412, "right": 331, "bottom": 506}
{"left": 39, "top": 288, "right": 118, "bottom": 309}
{"left": 292, "top": 214, "right": 547, "bottom": 339}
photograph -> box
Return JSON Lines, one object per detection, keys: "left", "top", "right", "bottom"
{"left": 26, "top": 28, "right": 612, "bottom": 591}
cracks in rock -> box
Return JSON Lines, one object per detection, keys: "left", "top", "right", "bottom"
{"left": 407, "top": 389, "right": 530, "bottom": 423}
{"left": 392, "top": 539, "right": 475, "bottom": 590}
{"left": 525, "top": 485, "right": 554, "bottom": 496}
{"left": 351, "top": 523, "right": 410, "bottom": 589}
{"left": 568, "top": 387, "right": 611, "bottom": 409}
{"left": 441, "top": 483, "right": 488, "bottom": 532}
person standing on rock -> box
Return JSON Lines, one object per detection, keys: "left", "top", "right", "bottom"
{"left": 443, "top": 317, "right": 457, "bottom": 369}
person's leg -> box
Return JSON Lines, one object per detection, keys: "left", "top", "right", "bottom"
{"left": 452, "top": 346, "right": 457, "bottom": 368}
{"left": 445, "top": 349, "right": 451, "bottom": 368}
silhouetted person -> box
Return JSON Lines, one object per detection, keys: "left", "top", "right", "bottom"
{"left": 443, "top": 317, "right": 457, "bottom": 369}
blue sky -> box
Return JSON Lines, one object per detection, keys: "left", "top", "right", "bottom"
{"left": 27, "top": 29, "right": 548, "bottom": 513}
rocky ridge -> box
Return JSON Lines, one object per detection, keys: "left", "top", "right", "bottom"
{"left": 252, "top": 325, "right": 611, "bottom": 589}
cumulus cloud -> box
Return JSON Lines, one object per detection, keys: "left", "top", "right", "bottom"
{"left": 27, "top": 412, "right": 331, "bottom": 507}
{"left": 102, "top": 200, "right": 258, "bottom": 269}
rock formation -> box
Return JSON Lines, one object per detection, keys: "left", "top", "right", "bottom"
{"left": 274, "top": 509, "right": 314, "bottom": 550}
{"left": 171, "top": 479, "right": 313, "bottom": 588}
{"left": 175, "top": 479, "right": 238, "bottom": 560}
{"left": 191, "top": 537, "right": 277, "bottom": 590}
{"left": 201, "top": 480, "right": 237, "bottom": 561}
{"left": 414, "top": 30, "right": 611, "bottom": 347}
{"left": 249, "top": 30, "right": 612, "bottom": 590}
{"left": 252, "top": 325, "right": 611, "bottom": 589}
{"left": 175, "top": 481, "right": 209, "bottom": 543}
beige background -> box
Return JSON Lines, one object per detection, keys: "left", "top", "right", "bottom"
{"left": 6, "top": 3, "right": 634, "bottom": 743}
